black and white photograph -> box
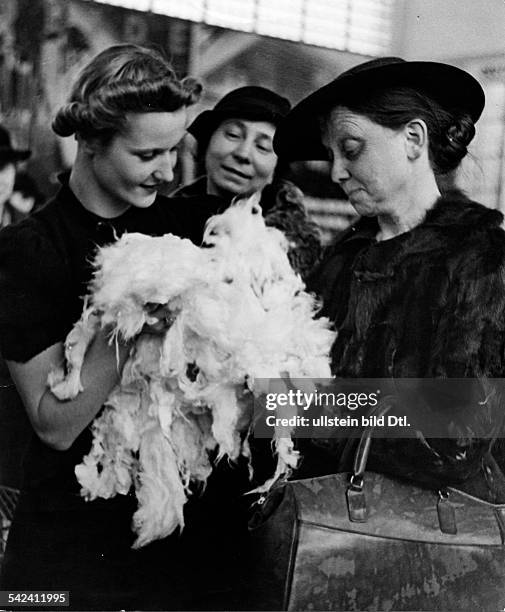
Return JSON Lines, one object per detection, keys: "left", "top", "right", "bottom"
{"left": 1, "top": 1, "right": 505, "bottom": 610}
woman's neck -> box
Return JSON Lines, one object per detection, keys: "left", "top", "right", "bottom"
{"left": 69, "top": 153, "right": 130, "bottom": 219}
{"left": 206, "top": 177, "right": 234, "bottom": 201}
{"left": 376, "top": 173, "right": 441, "bottom": 242}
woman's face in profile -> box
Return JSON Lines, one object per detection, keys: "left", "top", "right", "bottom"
{"left": 321, "top": 107, "right": 411, "bottom": 217}
{"left": 88, "top": 108, "right": 188, "bottom": 216}
{"left": 205, "top": 118, "right": 277, "bottom": 198}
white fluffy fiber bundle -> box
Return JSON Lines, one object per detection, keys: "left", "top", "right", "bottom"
{"left": 48, "top": 194, "right": 335, "bottom": 548}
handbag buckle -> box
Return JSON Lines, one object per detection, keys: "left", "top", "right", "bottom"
{"left": 437, "top": 488, "right": 458, "bottom": 535}
{"left": 346, "top": 473, "right": 368, "bottom": 522}
{"left": 349, "top": 474, "right": 364, "bottom": 491}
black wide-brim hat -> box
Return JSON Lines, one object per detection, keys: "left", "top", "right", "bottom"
{"left": 0, "top": 125, "right": 31, "bottom": 163}
{"left": 273, "top": 57, "right": 485, "bottom": 161}
{"left": 188, "top": 85, "right": 291, "bottom": 147}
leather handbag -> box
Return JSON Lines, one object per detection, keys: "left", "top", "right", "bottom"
{"left": 247, "top": 400, "right": 505, "bottom": 611}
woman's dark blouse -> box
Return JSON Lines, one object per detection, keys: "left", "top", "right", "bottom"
{"left": 0, "top": 179, "right": 207, "bottom": 497}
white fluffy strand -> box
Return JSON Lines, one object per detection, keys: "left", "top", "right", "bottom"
{"left": 48, "top": 194, "right": 335, "bottom": 547}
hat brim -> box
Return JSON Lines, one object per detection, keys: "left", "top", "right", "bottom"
{"left": 0, "top": 147, "right": 31, "bottom": 162}
{"left": 188, "top": 108, "right": 285, "bottom": 147}
{"left": 274, "top": 61, "right": 485, "bottom": 161}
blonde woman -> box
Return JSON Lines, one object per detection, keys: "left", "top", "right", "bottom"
{"left": 0, "top": 44, "right": 201, "bottom": 610}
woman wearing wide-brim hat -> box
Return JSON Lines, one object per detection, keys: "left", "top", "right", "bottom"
{"left": 0, "top": 125, "right": 31, "bottom": 227}
{"left": 274, "top": 57, "right": 505, "bottom": 503}
{"left": 171, "top": 85, "right": 322, "bottom": 279}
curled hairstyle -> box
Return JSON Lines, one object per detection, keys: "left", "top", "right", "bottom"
{"left": 338, "top": 87, "right": 476, "bottom": 175}
{"left": 53, "top": 44, "right": 202, "bottom": 142}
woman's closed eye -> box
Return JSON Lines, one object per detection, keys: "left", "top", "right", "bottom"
{"left": 256, "top": 141, "right": 273, "bottom": 154}
{"left": 135, "top": 147, "right": 178, "bottom": 163}
{"left": 341, "top": 139, "right": 362, "bottom": 160}
{"left": 135, "top": 151, "right": 158, "bottom": 162}
{"left": 225, "top": 129, "right": 242, "bottom": 140}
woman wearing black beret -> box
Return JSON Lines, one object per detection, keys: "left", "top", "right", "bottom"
{"left": 172, "top": 85, "right": 322, "bottom": 280}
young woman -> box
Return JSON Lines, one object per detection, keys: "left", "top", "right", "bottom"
{"left": 0, "top": 44, "right": 202, "bottom": 610}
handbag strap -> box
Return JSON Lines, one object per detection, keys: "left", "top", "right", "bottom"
{"left": 346, "top": 397, "right": 395, "bottom": 522}
{"left": 351, "top": 397, "right": 396, "bottom": 483}
{"left": 346, "top": 396, "right": 460, "bottom": 535}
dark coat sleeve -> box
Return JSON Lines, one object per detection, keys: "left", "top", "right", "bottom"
{"left": 362, "top": 233, "right": 505, "bottom": 491}
{"left": 429, "top": 225, "right": 505, "bottom": 378}
{"left": 303, "top": 220, "right": 505, "bottom": 496}
{"left": 424, "top": 227, "right": 505, "bottom": 488}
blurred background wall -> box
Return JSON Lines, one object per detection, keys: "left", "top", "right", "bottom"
{"left": 395, "top": 0, "right": 505, "bottom": 60}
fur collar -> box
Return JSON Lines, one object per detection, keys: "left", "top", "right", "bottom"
{"left": 321, "top": 189, "right": 505, "bottom": 289}
{"left": 349, "top": 189, "right": 503, "bottom": 237}
{"left": 423, "top": 189, "right": 503, "bottom": 229}
{"left": 339, "top": 190, "right": 504, "bottom": 263}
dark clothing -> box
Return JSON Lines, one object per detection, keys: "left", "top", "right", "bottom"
{"left": 0, "top": 366, "right": 30, "bottom": 489}
{"left": 0, "top": 179, "right": 210, "bottom": 495}
{"left": 171, "top": 176, "right": 322, "bottom": 280}
{"left": 305, "top": 191, "right": 505, "bottom": 499}
{"left": 0, "top": 181, "right": 207, "bottom": 364}
{"left": 0, "top": 179, "right": 244, "bottom": 610}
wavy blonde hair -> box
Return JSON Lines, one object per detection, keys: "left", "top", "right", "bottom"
{"left": 53, "top": 44, "right": 202, "bottom": 143}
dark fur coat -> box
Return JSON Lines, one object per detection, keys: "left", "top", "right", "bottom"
{"left": 305, "top": 191, "right": 505, "bottom": 499}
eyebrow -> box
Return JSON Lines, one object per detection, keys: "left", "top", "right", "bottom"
{"left": 256, "top": 132, "right": 274, "bottom": 142}
{"left": 222, "top": 119, "right": 244, "bottom": 130}
{"left": 223, "top": 119, "right": 274, "bottom": 141}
